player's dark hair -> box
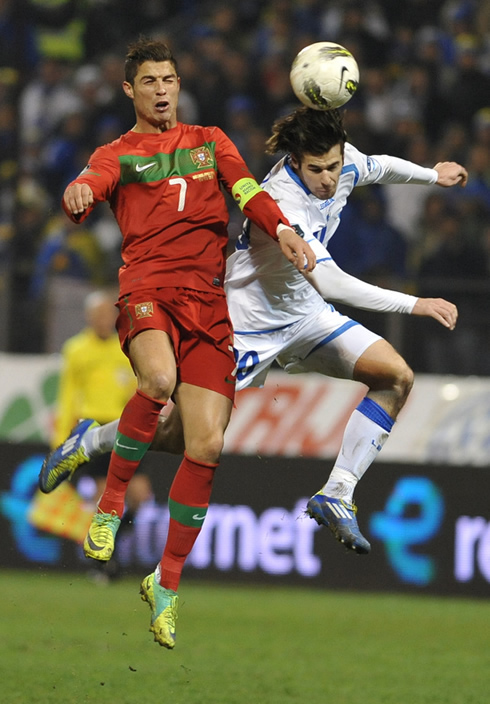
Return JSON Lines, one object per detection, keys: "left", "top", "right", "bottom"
{"left": 125, "top": 37, "right": 178, "bottom": 84}
{"left": 265, "top": 107, "right": 347, "bottom": 160}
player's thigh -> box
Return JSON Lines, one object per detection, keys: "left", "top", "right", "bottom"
{"left": 281, "top": 313, "right": 381, "bottom": 380}
{"left": 177, "top": 292, "right": 236, "bottom": 402}
{"left": 173, "top": 382, "right": 233, "bottom": 462}
{"left": 128, "top": 329, "right": 177, "bottom": 395}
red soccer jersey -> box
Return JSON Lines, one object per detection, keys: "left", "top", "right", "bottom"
{"left": 64, "top": 123, "right": 289, "bottom": 296}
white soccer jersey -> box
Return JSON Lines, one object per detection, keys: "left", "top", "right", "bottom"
{"left": 225, "top": 143, "right": 436, "bottom": 333}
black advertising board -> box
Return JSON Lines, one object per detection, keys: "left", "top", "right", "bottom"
{"left": 1, "top": 443, "right": 489, "bottom": 598}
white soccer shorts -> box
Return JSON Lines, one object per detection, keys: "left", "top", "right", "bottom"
{"left": 234, "top": 305, "right": 381, "bottom": 391}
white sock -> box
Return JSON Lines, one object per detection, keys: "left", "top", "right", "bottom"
{"left": 81, "top": 419, "right": 119, "bottom": 458}
{"left": 321, "top": 398, "right": 394, "bottom": 503}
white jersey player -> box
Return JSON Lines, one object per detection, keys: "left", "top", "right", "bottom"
{"left": 222, "top": 107, "right": 465, "bottom": 553}
{"left": 227, "top": 141, "right": 436, "bottom": 387}
{"left": 38, "top": 107, "right": 467, "bottom": 556}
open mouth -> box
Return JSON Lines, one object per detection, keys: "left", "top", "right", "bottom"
{"left": 155, "top": 100, "right": 169, "bottom": 112}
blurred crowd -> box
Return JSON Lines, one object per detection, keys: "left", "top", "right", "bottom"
{"left": 1, "top": 0, "right": 489, "bottom": 370}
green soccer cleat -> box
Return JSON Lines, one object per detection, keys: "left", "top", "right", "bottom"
{"left": 38, "top": 419, "right": 99, "bottom": 494}
{"left": 140, "top": 572, "right": 179, "bottom": 649}
{"left": 83, "top": 510, "right": 121, "bottom": 561}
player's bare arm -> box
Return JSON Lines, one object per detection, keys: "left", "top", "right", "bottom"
{"left": 63, "top": 183, "right": 94, "bottom": 215}
{"left": 411, "top": 298, "right": 458, "bottom": 330}
{"left": 433, "top": 162, "right": 468, "bottom": 188}
{"left": 277, "top": 226, "right": 316, "bottom": 272}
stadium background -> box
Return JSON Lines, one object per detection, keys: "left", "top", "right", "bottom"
{"left": 0, "top": 0, "right": 489, "bottom": 629}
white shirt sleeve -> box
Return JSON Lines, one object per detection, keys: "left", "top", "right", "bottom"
{"left": 305, "top": 256, "right": 418, "bottom": 314}
{"left": 369, "top": 154, "right": 438, "bottom": 185}
{"left": 346, "top": 143, "right": 439, "bottom": 186}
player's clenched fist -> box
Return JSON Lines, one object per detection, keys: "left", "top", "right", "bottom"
{"left": 63, "top": 183, "right": 94, "bottom": 215}
{"left": 433, "top": 162, "right": 468, "bottom": 188}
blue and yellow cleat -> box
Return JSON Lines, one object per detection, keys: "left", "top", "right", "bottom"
{"left": 306, "top": 492, "right": 371, "bottom": 554}
{"left": 83, "top": 509, "right": 121, "bottom": 561}
{"left": 38, "top": 419, "right": 99, "bottom": 494}
{"left": 140, "top": 573, "right": 179, "bottom": 649}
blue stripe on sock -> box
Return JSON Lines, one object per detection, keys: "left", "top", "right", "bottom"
{"left": 357, "top": 397, "right": 394, "bottom": 433}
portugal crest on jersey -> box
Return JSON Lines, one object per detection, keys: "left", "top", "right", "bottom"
{"left": 135, "top": 302, "right": 154, "bottom": 319}
{"left": 190, "top": 146, "right": 214, "bottom": 168}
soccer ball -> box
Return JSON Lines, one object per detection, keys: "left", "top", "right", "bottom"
{"left": 290, "top": 41, "right": 359, "bottom": 110}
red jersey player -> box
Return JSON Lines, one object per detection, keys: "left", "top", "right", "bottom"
{"left": 39, "top": 37, "right": 316, "bottom": 649}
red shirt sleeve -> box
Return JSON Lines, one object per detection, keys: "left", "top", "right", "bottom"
{"left": 61, "top": 144, "right": 120, "bottom": 222}
{"left": 213, "top": 127, "right": 290, "bottom": 240}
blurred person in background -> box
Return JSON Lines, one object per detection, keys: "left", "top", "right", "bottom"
{"left": 412, "top": 191, "right": 449, "bottom": 272}
{"left": 9, "top": 177, "right": 52, "bottom": 352}
{"left": 382, "top": 133, "right": 439, "bottom": 251}
{"left": 0, "top": 0, "right": 38, "bottom": 79}
{"left": 25, "top": 0, "right": 86, "bottom": 64}
{"left": 417, "top": 206, "right": 490, "bottom": 375}
{"left": 328, "top": 186, "right": 409, "bottom": 282}
{"left": 453, "top": 143, "right": 490, "bottom": 239}
{"left": 51, "top": 289, "right": 154, "bottom": 581}
{"left": 320, "top": 0, "right": 390, "bottom": 68}
{"left": 18, "top": 56, "right": 82, "bottom": 176}
{"left": 362, "top": 66, "right": 395, "bottom": 140}
{"left": 29, "top": 212, "right": 106, "bottom": 303}
{"left": 472, "top": 108, "right": 490, "bottom": 149}
{"left": 434, "top": 122, "right": 470, "bottom": 164}
{"left": 444, "top": 34, "right": 490, "bottom": 131}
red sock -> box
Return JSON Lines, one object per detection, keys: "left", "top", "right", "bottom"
{"left": 98, "top": 389, "right": 164, "bottom": 517}
{"left": 158, "top": 452, "right": 217, "bottom": 591}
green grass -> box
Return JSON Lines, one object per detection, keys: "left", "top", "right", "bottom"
{"left": 1, "top": 569, "right": 488, "bottom": 704}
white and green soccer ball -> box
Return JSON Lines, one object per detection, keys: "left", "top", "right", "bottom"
{"left": 290, "top": 41, "right": 360, "bottom": 110}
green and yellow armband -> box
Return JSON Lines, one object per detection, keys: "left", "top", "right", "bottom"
{"left": 232, "top": 178, "right": 263, "bottom": 211}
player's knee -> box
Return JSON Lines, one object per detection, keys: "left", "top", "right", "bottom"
{"left": 392, "top": 358, "right": 414, "bottom": 401}
{"left": 138, "top": 371, "right": 175, "bottom": 402}
{"left": 366, "top": 356, "right": 413, "bottom": 402}
{"left": 187, "top": 430, "right": 225, "bottom": 465}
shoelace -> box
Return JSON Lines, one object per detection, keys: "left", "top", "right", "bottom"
{"left": 162, "top": 599, "right": 178, "bottom": 625}
{"left": 339, "top": 498, "right": 357, "bottom": 516}
{"left": 168, "top": 597, "right": 178, "bottom": 618}
{"left": 91, "top": 511, "right": 119, "bottom": 539}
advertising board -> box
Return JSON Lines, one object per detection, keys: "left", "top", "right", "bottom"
{"left": 1, "top": 443, "right": 489, "bottom": 598}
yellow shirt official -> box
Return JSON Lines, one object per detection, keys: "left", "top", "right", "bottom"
{"left": 53, "top": 328, "right": 135, "bottom": 447}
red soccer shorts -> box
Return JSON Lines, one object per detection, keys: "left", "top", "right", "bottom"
{"left": 116, "top": 287, "right": 236, "bottom": 401}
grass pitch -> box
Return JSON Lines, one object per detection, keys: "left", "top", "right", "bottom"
{"left": 1, "top": 569, "right": 488, "bottom": 704}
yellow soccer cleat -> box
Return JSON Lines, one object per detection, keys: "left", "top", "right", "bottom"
{"left": 83, "top": 510, "right": 121, "bottom": 561}
{"left": 140, "top": 572, "right": 179, "bottom": 649}
{"left": 38, "top": 419, "right": 99, "bottom": 494}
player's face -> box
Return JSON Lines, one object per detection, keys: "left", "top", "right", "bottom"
{"left": 290, "top": 144, "right": 343, "bottom": 200}
{"left": 123, "top": 60, "right": 180, "bottom": 132}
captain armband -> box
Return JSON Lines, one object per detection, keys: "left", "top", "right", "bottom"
{"left": 232, "top": 178, "right": 263, "bottom": 211}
